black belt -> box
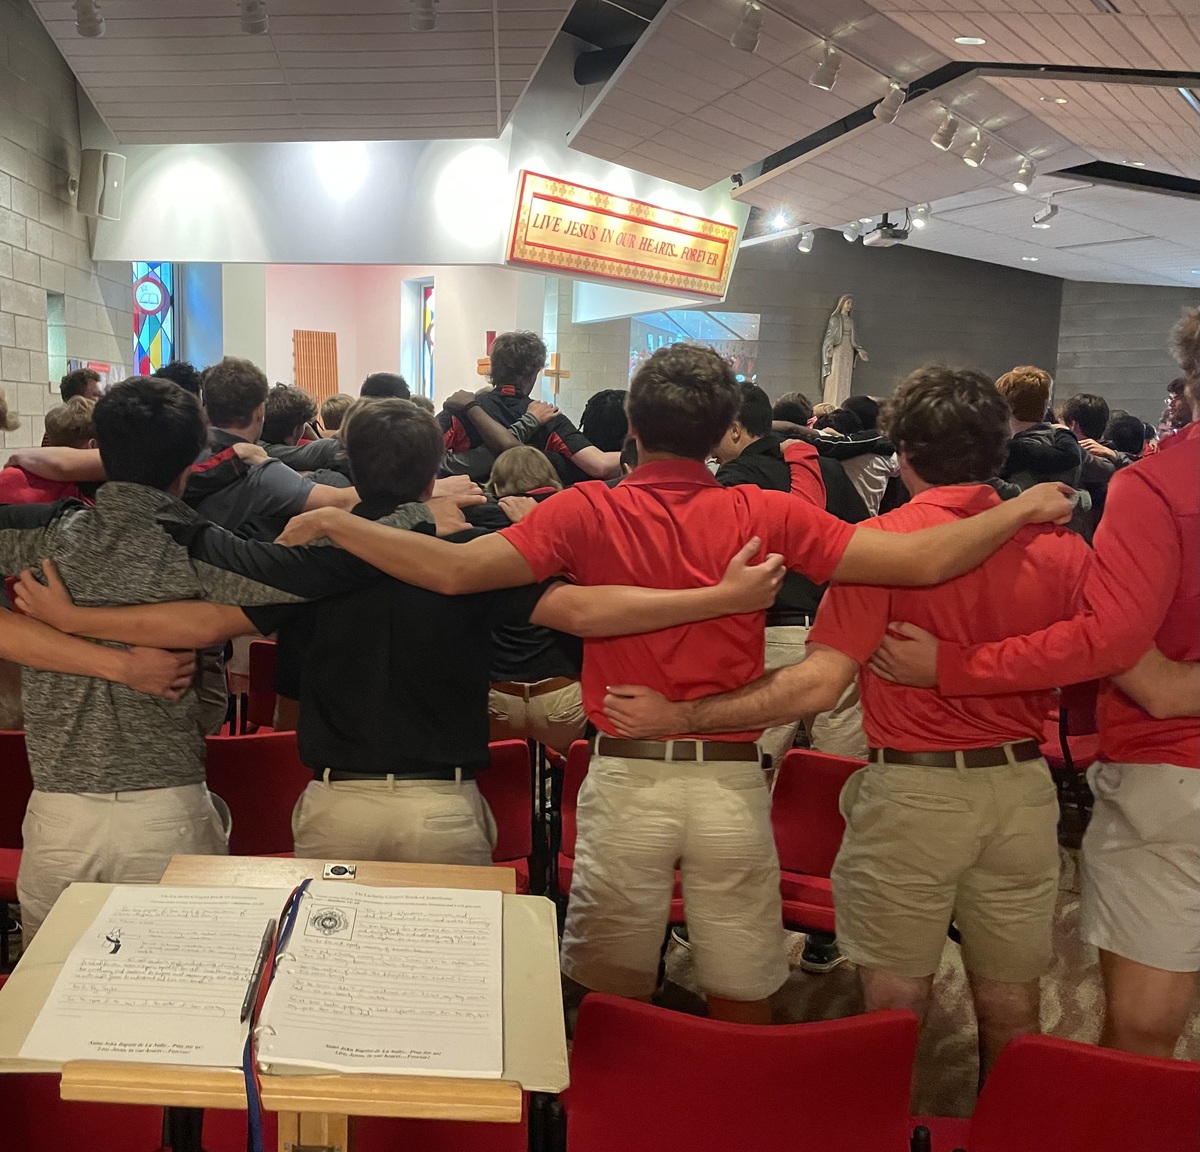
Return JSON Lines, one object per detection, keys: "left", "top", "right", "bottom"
{"left": 320, "top": 767, "right": 478, "bottom": 782}
{"left": 766, "top": 611, "right": 816, "bottom": 628}
{"left": 595, "top": 737, "right": 760, "bottom": 763}
{"left": 870, "top": 740, "right": 1042, "bottom": 769}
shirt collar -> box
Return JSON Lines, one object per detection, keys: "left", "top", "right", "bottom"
{"left": 1159, "top": 421, "right": 1199, "bottom": 454}
{"left": 906, "top": 483, "right": 1001, "bottom": 513}
{"left": 625, "top": 458, "right": 720, "bottom": 488}
{"left": 354, "top": 496, "right": 418, "bottom": 521}
{"left": 96, "top": 480, "right": 197, "bottom": 522}
{"left": 209, "top": 428, "right": 247, "bottom": 447}
{"left": 738, "top": 435, "right": 782, "bottom": 459}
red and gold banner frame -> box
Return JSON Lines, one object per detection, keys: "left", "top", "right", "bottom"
{"left": 507, "top": 171, "right": 739, "bottom": 298}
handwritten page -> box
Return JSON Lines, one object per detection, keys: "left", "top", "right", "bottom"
{"left": 20, "top": 885, "right": 288, "bottom": 1067}
{"left": 258, "top": 882, "right": 504, "bottom": 1078}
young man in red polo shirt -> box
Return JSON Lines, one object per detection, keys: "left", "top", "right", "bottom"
{"left": 602, "top": 366, "right": 1090, "bottom": 1070}
{"left": 870, "top": 309, "right": 1200, "bottom": 1060}
{"left": 278, "top": 346, "right": 1074, "bottom": 1024}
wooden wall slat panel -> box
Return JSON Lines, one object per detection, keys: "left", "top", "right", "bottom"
{"left": 293, "top": 330, "right": 338, "bottom": 402}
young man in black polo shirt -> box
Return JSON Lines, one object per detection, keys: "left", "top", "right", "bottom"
{"left": 440, "top": 331, "right": 620, "bottom": 484}
{"left": 18, "top": 400, "right": 783, "bottom": 866}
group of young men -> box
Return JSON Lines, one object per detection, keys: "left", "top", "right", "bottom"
{"left": 0, "top": 315, "right": 1196, "bottom": 1083}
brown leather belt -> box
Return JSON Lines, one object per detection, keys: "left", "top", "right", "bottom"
{"left": 596, "top": 736, "right": 761, "bottom": 763}
{"left": 490, "top": 676, "right": 577, "bottom": 699}
{"left": 870, "top": 740, "right": 1042, "bottom": 769}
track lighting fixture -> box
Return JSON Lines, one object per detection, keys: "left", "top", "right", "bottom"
{"left": 1032, "top": 200, "right": 1059, "bottom": 228}
{"left": 411, "top": 0, "right": 437, "bottom": 32}
{"left": 797, "top": 230, "right": 815, "bottom": 253}
{"left": 1013, "top": 157, "right": 1036, "bottom": 192}
{"left": 842, "top": 221, "right": 861, "bottom": 242}
{"left": 873, "top": 81, "right": 908, "bottom": 124}
{"left": 962, "top": 130, "right": 988, "bottom": 168}
{"left": 73, "top": 0, "right": 105, "bottom": 37}
{"left": 930, "top": 113, "right": 959, "bottom": 151}
{"left": 910, "top": 204, "right": 930, "bottom": 229}
{"left": 239, "top": 0, "right": 268, "bottom": 34}
{"left": 809, "top": 44, "right": 841, "bottom": 91}
{"left": 730, "top": 1, "right": 763, "bottom": 53}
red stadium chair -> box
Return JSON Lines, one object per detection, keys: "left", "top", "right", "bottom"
{"left": 204, "top": 731, "right": 311, "bottom": 856}
{"left": 1039, "top": 680, "right": 1100, "bottom": 848}
{"left": 0, "top": 729, "right": 33, "bottom": 848}
{"left": 553, "top": 741, "right": 685, "bottom": 926}
{"left": 964, "top": 1034, "right": 1200, "bottom": 1152}
{"left": 771, "top": 748, "right": 865, "bottom": 935}
{"left": 245, "top": 640, "right": 279, "bottom": 731}
{"left": 477, "top": 740, "right": 537, "bottom": 894}
{"left": 566, "top": 994, "right": 919, "bottom": 1152}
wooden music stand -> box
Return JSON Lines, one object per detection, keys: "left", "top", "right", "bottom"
{"left": 0, "top": 856, "right": 569, "bottom": 1152}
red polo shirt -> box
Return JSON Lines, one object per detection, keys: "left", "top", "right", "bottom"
{"left": 808, "top": 484, "right": 1092, "bottom": 751}
{"left": 783, "top": 440, "right": 824, "bottom": 506}
{"left": 938, "top": 422, "right": 1199, "bottom": 768}
{"left": 0, "top": 466, "right": 87, "bottom": 506}
{"left": 500, "top": 458, "right": 855, "bottom": 739}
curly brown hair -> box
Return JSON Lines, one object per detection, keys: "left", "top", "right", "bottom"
{"left": 201, "top": 357, "right": 269, "bottom": 428}
{"left": 995, "top": 365, "right": 1052, "bottom": 423}
{"left": 627, "top": 343, "right": 740, "bottom": 459}
{"left": 882, "top": 366, "right": 1011, "bottom": 486}
{"left": 1170, "top": 306, "right": 1200, "bottom": 408}
{"left": 489, "top": 331, "right": 546, "bottom": 393}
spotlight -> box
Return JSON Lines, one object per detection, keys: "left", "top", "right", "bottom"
{"left": 1032, "top": 200, "right": 1058, "bottom": 228}
{"left": 962, "top": 131, "right": 988, "bottom": 168}
{"left": 73, "top": 0, "right": 105, "bottom": 37}
{"left": 809, "top": 45, "right": 841, "bottom": 91}
{"left": 842, "top": 221, "right": 861, "bottom": 242}
{"left": 411, "top": 0, "right": 437, "bottom": 31}
{"left": 930, "top": 113, "right": 959, "bottom": 151}
{"left": 1013, "top": 157, "right": 1036, "bottom": 192}
{"left": 770, "top": 212, "right": 788, "bottom": 230}
{"left": 910, "top": 203, "right": 930, "bottom": 229}
{"left": 730, "top": 1, "right": 763, "bottom": 53}
{"left": 954, "top": 35, "right": 986, "bottom": 45}
{"left": 873, "top": 81, "right": 908, "bottom": 124}
{"left": 797, "top": 230, "right": 815, "bottom": 253}
{"left": 239, "top": 0, "right": 268, "bottom": 34}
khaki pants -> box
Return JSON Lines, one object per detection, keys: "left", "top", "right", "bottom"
{"left": 291, "top": 773, "right": 497, "bottom": 866}
{"left": 17, "top": 783, "right": 230, "bottom": 941}
{"left": 562, "top": 753, "right": 789, "bottom": 1001}
{"left": 760, "top": 625, "right": 867, "bottom": 765}
{"left": 488, "top": 680, "right": 586, "bottom": 755}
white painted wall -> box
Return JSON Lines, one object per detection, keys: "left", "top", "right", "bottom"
{"left": 221, "top": 264, "right": 266, "bottom": 366}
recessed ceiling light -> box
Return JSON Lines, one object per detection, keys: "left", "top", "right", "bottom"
{"left": 954, "top": 35, "right": 986, "bottom": 45}
{"left": 1040, "top": 96, "right": 1069, "bottom": 105}
{"left": 1022, "top": 256, "right": 1039, "bottom": 262}
{"left": 1128, "top": 160, "right": 1146, "bottom": 167}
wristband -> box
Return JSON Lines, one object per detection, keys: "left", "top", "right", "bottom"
{"left": 459, "top": 401, "right": 479, "bottom": 415}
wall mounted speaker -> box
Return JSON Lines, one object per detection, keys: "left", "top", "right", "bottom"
{"left": 78, "top": 149, "right": 126, "bottom": 220}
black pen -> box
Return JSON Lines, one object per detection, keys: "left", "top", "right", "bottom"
{"left": 239, "top": 918, "right": 277, "bottom": 1025}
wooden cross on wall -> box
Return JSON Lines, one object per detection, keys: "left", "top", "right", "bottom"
{"left": 543, "top": 353, "right": 571, "bottom": 396}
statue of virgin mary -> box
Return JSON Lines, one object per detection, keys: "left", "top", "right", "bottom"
{"left": 821, "top": 295, "right": 868, "bottom": 407}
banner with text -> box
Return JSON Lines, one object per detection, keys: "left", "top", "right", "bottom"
{"left": 507, "top": 172, "right": 739, "bottom": 298}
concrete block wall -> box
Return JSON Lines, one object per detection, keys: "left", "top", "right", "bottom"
{"left": 545, "top": 278, "right": 631, "bottom": 423}
{"left": 0, "top": 0, "right": 132, "bottom": 453}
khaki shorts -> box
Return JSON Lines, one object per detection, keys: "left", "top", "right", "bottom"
{"left": 562, "top": 753, "right": 788, "bottom": 1002}
{"left": 832, "top": 756, "right": 1060, "bottom": 982}
{"left": 1081, "top": 761, "right": 1200, "bottom": 973}
{"left": 488, "top": 680, "right": 587, "bottom": 756}
{"left": 292, "top": 774, "right": 497, "bottom": 867}
{"left": 17, "top": 783, "right": 230, "bottom": 941}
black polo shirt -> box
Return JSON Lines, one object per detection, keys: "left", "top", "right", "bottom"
{"left": 237, "top": 501, "right": 547, "bottom": 779}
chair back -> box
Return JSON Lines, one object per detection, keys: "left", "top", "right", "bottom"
{"left": 771, "top": 749, "right": 864, "bottom": 878}
{"left": 969, "top": 1034, "right": 1200, "bottom": 1152}
{"left": 477, "top": 740, "right": 534, "bottom": 864}
{"left": 204, "top": 731, "right": 311, "bottom": 856}
{"left": 567, "top": 994, "right": 918, "bottom": 1152}
{"left": 0, "top": 730, "right": 32, "bottom": 848}
{"left": 558, "top": 740, "right": 591, "bottom": 858}
{"left": 246, "top": 640, "right": 279, "bottom": 730}
{"left": 1060, "top": 679, "right": 1100, "bottom": 738}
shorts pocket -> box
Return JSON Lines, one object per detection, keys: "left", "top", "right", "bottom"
{"left": 423, "top": 813, "right": 477, "bottom": 831}
{"left": 716, "top": 771, "right": 768, "bottom": 793}
{"left": 886, "top": 791, "right": 971, "bottom": 814}
{"left": 24, "top": 797, "right": 73, "bottom": 831}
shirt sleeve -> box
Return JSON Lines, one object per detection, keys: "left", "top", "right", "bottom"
{"left": 182, "top": 446, "right": 248, "bottom": 508}
{"left": 782, "top": 441, "right": 825, "bottom": 506}
{"left": 807, "top": 553, "right": 891, "bottom": 664}
{"left": 245, "top": 459, "right": 316, "bottom": 521}
{"left": 542, "top": 415, "right": 593, "bottom": 461}
{"left": 499, "top": 487, "right": 588, "bottom": 582}
{"left": 757, "top": 489, "right": 856, "bottom": 585}
{"left": 939, "top": 471, "right": 1166, "bottom": 695}
{"left": 241, "top": 601, "right": 306, "bottom": 638}
{"left": 0, "top": 502, "right": 58, "bottom": 576}
{"left": 486, "top": 581, "right": 551, "bottom": 629}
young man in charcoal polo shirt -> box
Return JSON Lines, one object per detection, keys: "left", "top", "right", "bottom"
{"left": 602, "top": 367, "right": 1091, "bottom": 1070}
{"left": 18, "top": 399, "right": 783, "bottom": 868}
{"left": 268, "top": 346, "right": 1074, "bottom": 1024}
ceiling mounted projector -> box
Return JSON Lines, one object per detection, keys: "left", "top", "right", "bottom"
{"left": 862, "top": 214, "right": 910, "bottom": 247}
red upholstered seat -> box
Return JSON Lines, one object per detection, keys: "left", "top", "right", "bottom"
{"left": 0, "top": 729, "right": 33, "bottom": 848}
{"left": 0, "top": 845, "right": 20, "bottom": 902}
{"left": 966, "top": 1034, "right": 1200, "bottom": 1152}
{"left": 204, "top": 731, "right": 311, "bottom": 856}
{"left": 478, "top": 740, "right": 536, "bottom": 893}
{"left": 566, "top": 994, "right": 919, "bottom": 1152}
{"left": 912, "top": 1114, "right": 970, "bottom": 1150}
{"left": 245, "top": 639, "right": 279, "bottom": 731}
{"left": 771, "top": 748, "right": 865, "bottom": 934}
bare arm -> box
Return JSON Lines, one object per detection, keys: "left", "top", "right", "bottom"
{"left": 0, "top": 607, "right": 196, "bottom": 699}
{"left": 570, "top": 445, "right": 622, "bottom": 480}
{"left": 1114, "top": 650, "right": 1200, "bottom": 720}
{"left": 832, "top": 483, "right": 1074, "bottom": 586}
{"left": 277, "top": 507, "right": 535, "bottom": 593}
{"left": 531, "top": 541, "right": 783, "bottom": 637}
{"left": 464, "top": 404, "right": 521, "bottom": 455}
{"left": 603, "top": 647, "right": 858, "bottom": 738}
{"left": 7, "top": 447, "right": 105, "bottom": 483}
{"left": 302, "top": 483, "right": 361, "bottom": 512}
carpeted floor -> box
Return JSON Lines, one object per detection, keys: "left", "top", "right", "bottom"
{"left": 658, "top": 848, "right": 1200, "bottom": 1118}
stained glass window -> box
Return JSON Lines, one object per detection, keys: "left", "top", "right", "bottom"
{"left": 132, "top": 261, "right": 174, "bottom": 375}
{"left": 420, "top": 282, "right": 435, "bottom": 397}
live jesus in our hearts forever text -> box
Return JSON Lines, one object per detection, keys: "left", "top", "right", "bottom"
{"left": 528, "top": 211, "right": 721, "bottom": 267}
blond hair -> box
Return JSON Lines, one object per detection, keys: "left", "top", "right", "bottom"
{"left": 488, "top": 445, "right": 561, "bottom": 497}
{"left": 0, "top": 389, "right": 19, "bottom": 433}
{"left": 812, "top": 402, "right": 836, "bottom": 419}
{"left": 995, "top": 365, "right": 1053, "bottom": 423}
{"left": 319, "top": 393, "right": 354, "bottom": 432}
{"left": 44, "top": 396, "right": 96, "bottom": 447}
